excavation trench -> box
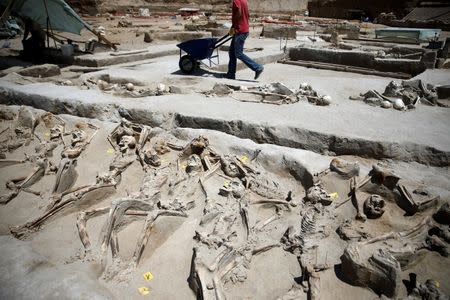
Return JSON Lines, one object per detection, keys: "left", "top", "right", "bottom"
{"left": 0, "top": 86, "right": 449, "bottom": 167}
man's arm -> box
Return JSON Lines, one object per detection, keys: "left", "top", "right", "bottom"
{"left": 231, "top": 0, "right": 242, "bottom": 31}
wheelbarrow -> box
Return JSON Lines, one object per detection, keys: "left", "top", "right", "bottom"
{"left": 177, "top": 34, "right": 232, "bottom": 74}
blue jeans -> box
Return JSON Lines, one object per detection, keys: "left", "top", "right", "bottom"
{"left": 227, "top": 33, "right": 262, "bottom": 77}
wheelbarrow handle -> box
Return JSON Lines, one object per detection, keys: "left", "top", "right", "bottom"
{"left": 214, "top": 34, "right": 233, "bottom": 49}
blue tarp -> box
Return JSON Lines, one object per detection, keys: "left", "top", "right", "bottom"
{"left": 0, "top": 0, "right": 92, "bottom": 35}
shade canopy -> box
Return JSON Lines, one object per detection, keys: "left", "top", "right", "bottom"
{"left": 0, "top": 0, "right": 92, "bottom": 34}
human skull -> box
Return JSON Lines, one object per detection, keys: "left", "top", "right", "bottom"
{"left": 50, "top": 125, "right": 64, "bottom": 140}
{"left": 126, "top": 83, "right": 135, "bottom": 91}
{"left": 118, "top": 135, "right": 136, "bottom": 153}
{"left": 219, "top": 180, "right": 245, "bottom": 198}
{"left": 306, "top": 184, "right": 332, "bottom": 206}
{"left": 144, "top": 149, "right": 161, "bottom": 167}
{"left": 71, "top": 129, "right": 87, "bottom": 147}
{"left": 393, "top": 98, "right": 406, "bottom": 110}
{"left": 220, "top": 155, "right": 241, "bottom": 178}
{"left": 189, "top": 136, "right": 209, "bottom": 155}
{"left": 186, "top": 154, "right": 202, "bottom": 173}
{"left": 96, "top": 171, "right": 117, "bottom": 185}
{"left": 363, "top": 194, "right": 385, "bottom": 219}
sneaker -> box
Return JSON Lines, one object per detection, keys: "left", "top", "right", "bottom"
{"left": 225, "top": 73, "right": 235, "bottom": 80}
{"left": 254, "top": 67, "right": 264, "bottom": 80}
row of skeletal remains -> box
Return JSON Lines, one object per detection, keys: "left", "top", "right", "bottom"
{"left": 1, "top": 106, "right": 449, "bottom": 299}
{"left": 1, "top": 106, "right": 98, "bottom": 205}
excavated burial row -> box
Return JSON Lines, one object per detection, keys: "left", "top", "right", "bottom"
{"left": 0, "top": 105, "right": 449, "bottom": 299}
{"left": 0, "top": 85, "right": 448, "bottom": 167}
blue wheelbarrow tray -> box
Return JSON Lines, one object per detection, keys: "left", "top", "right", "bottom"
{"left": 177, "top": 38, "right": 218, "bottom": 60}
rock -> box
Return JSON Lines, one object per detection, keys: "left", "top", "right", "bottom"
{"left": 0, "top": 106, "right": 16, "bottom": 120}
{"left": 393, "top": 99, "right": 405, "bottom": 110}
{"left": 270, "top": 82, "right": 294, "bottom": 96}
{"left": 144, "top": 32, "right": 153, "bottom": 43}
{"left": 0, "top": 66, "right": 24, "bottom": 77}
{"left": 169, "top": 85, "right": 189, "bottom": 94}
{"left": 211, "top": 83, "right": 232, "bottom": 96}
{"left": 381, "top": 101, "right": 393, "bottom": 109}
{"left": 262, "top": 24, "right": 303, "bottom": 39}
{"left": 17, "top": 64, "right": 61, "bottom": 78}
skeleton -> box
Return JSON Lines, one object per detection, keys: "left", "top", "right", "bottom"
{"left": 10, "top": 170, "right": 118, "bottom": 238}
{"left": 9, "top": 122, "right": 142, "bottom": 237}
{"left": 1, "top": 112, "right": 83, "bottom": 205}
{"left": 405, "top": 273, "right": 449, "bottom": 300}
{"left": 73, "top": 137, "right": 215, "bottom": 281}
{"left": 0, "top": 158, "right": 48, "bottom": 205}
{"left": 305, "top": 183, "right": 333, "bottom": 206}
{"left": 349, "top": 177, "right": 367, "bottom": 221}
{"left": 189, "top": 177, "right": 280, "bottom": 300}
{"left": 38, "top": 112, "right": 66, "bottom": 144}
{"left": 280, "top": 204, "right": 332, "bottom": 300}
{"left": 336, "top": 164, "right": 438, "bottom": 217}
{"left": 220, "top": 154, "right": 287, "bottom": 200}
{"left": 62, "top": 123, "right": 99, "bottom": 159}
{"left": 341, "top": 217, "right": 450, "bottom": 298}
{"left": 0, "top": 106, "right": 36, "bottom": 156}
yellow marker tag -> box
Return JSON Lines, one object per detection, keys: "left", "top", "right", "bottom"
{"left": 106, "top": 148, "right": 115, "bottom": 154}
{"left": 223, "top": 180, "right": 230, "bottom": 188}
{"left": 44, "top": 132, "right": 50, "bottom": 137}
{"left": 436, "top": 281, "right": 440, "bottom": 288}
{"left": 182, "top": 164, "right": 187, "bottom": 169}
{"left": 329, "top": 192, "right": 339, "bottom": 199}
{"left": 240, "top": 155, "right": 249, "bottom": 163}
{"left": 143, "top": 272, "right": 154, "bottom": 281}
{"left": 138, "top": 287, "right": 150, "bottom": 296}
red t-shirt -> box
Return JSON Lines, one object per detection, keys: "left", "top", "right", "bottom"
{"left": 232, "top": 0, "right": 250, "bottom": 34}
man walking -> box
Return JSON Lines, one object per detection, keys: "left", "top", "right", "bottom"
{"left": 226, "top": 0, "right": 264, "bottom": 80}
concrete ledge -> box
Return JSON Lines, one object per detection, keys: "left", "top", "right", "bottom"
{"left": 74, "top": 44, "right": 179, "bottom": 67}
{"left": 215, "top": 53, "right": 286, "bottom": 72}
{"left": 153, "top": 31, "right": 212, "bottom": 42}
{"left": 0, "top": 82, "right": 448, "bottom": 167}
{"left": 288, "top": 47, "right": 426, "bottom": 75}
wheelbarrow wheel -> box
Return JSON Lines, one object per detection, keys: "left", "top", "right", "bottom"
{"left": 179, "top": 55, "right": 197, "bottom": 74}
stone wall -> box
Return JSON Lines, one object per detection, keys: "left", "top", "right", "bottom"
{"left": 68, "top": 0, "right": 308, "bottom": 15}
{"left": 249, "top": 0, "right": 308, "bottom": 14}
